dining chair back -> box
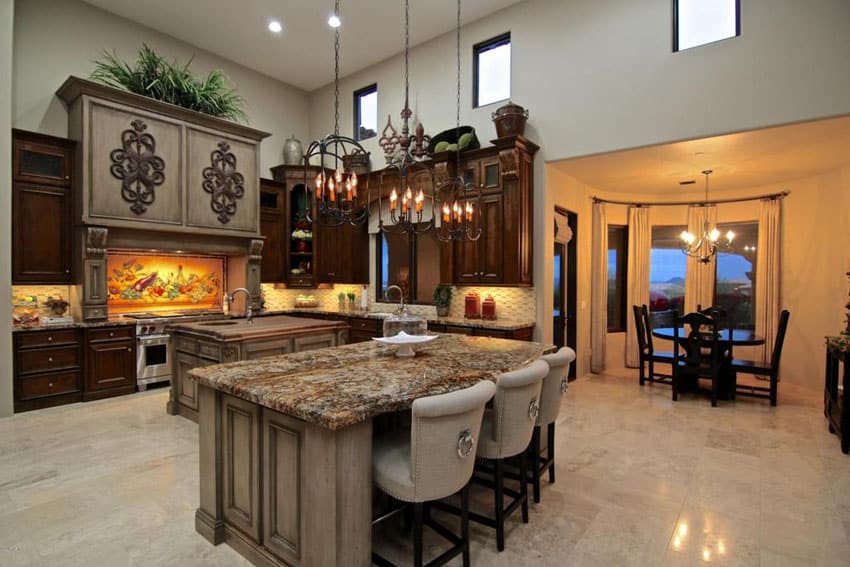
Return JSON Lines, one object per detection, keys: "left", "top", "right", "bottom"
{"left": 633, "top": 305, "right": 650, "bottom": 354}
{"left": 770, "top": 310, "right": 791, "bottom": 371}
{"left": 637, "top": 305, "right": 676, "bottom": 386}
{"left": 730, "top": 310, "right": 791, "bottom": 407}
{"left": 673, "top": 311, "right": 723, "bottom": 406}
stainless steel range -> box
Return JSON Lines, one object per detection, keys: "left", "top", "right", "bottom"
{"left": 123, "top": 311, "right": 224, "bottom": 390}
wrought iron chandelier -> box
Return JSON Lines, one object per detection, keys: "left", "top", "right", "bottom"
{"left": 376, "top": 0, "right": 436, "bottom": 235}
{"left": 680, "top": 170, "right": 735, "bottom": 263}
{"left": 436, "top": 0, "right": 481, "bottom": 243}
{"left": 304, "top": 0, "right": 369, "bottom": 227}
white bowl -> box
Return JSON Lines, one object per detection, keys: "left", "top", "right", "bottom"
{"left": 372, "top": 332, "right": 438, "bottom": 357}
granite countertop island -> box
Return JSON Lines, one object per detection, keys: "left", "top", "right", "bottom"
{"left": 188, "top": 333, "right": 550, "bottom": 430}
{"left": 190, "top": 333, "right": 551, "bottom": 566}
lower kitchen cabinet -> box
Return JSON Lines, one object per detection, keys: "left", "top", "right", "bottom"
{"left": 84, "top": 326, "right": 136, "bottom": 401}
{"left": 428, "top": 322, "right": 534, "bottom": 341}
{"left": 13, "top": 328, "right": 83, "bottom": 413}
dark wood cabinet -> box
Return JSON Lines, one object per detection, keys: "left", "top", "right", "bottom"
{"left": 427, "top": 322, "right": 533, "bottom": 341}
{"left": 315, "top": 221, "right": 369, "bottom": 284}
{"left": 12, "top": 130, "right": 75, "bottom": 284}
{"left": 84, "top": 325, "right": 136, "bottom": 401}
{"left": 259, "top": 178, "right": 287, "bottom": 283}
{"left": 14, "top": 329, "right": 83, "bottom": 413}
{"left": 272, "top": 165, "right": 315, "bottom": 288}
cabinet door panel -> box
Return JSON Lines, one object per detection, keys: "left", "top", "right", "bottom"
{"left": 479, "top": 194, "right": 504, "bottom": 283}
{"left": 14, "top": 139, "right": 72, "bottom": 186}
{"left": 13, "top": 184, "right": 72, "bottom": 283}
{"left": 221, "top": 395, "right": 262, "bottom": 542}
{"left": 88, "top": 100, "right": 183, "bottom": 224}
{"left": 453, "top": 212, "right": 479, "bottom": 284}
{"left": 480, "top": 155, "right": 501, "bottom": 193}
{"left": 261, "top": 210, "right": 284, "bottom": 282}
{"left": 186, "top": 126, "right": 259, "bottom": 233}
{"left": 86, "top": 340, "right": 135, "bottom": 392}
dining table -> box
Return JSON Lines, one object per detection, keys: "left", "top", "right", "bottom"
{"left": 651, "top": 327, "right": 765, "bottom": 398}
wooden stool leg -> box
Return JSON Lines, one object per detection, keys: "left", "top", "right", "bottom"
{"left": 495, "top": 459, "right": 505, "bottom": 552}
{"left": 414, "top": 502, "right": 423, "bottom": 567}
{"left": 519, "top": 449, "right": 529, "bottom": 523}
{"left": 531, "top": 427, "right": 541, "bottom": 503}
{"left": 547, "top": 422, "right": 556, "bottom": 484}
{"left": 461, "top": 484, "right": 470, "bottom": 567}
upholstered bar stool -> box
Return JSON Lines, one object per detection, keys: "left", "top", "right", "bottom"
{"left": 457, "top": 359, "right": 548, "bottom": 552}
{"left": 372, "top": 380, "right": 496, "bottom": 567}
{"left": 529, "top": 346, "right": 576, "bottom": 503}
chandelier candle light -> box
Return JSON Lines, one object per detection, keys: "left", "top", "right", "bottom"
{"left": 304, "top": 0, "right": 369, "bottom": 227}
{"left": 436, "top": 0, "right": 481, "bottom": 243}
{"left": 376, "top": 0, "right": 436, "bottom": 235}
{"left": 680, "top": 170, "right": 735, "bottom": 263}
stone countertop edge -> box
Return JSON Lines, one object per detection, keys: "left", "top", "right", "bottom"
{"left": 168, "top": 316, "right": 348, "bottom": 342}
{"left": 261, "top": 308, "right": 536, "bottom": 331}
{"left": 12, "top": 318, "right": 138, "bottom": 332}
{"left": 188, "top": 335, "right": 553, "bottom": 431}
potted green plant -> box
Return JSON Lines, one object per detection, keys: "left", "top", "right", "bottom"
{"left": 347, "top": 292, "right": 356, "bottom": 312}
{"left": 433, "top": 285, "right": 452, "bottom": 318}
{"left": 338, "top": 292, "right": 346, "bottom": 312}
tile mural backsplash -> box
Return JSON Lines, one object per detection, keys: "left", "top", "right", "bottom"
{"left": 262, "top": 284, "right": 536, "bottom": 322}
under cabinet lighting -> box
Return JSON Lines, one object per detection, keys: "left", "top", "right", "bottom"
{"left": 268, "top": 20, "right": 282, "bottom": 33}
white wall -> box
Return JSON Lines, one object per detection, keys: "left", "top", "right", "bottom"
{"left": 308, "top": 0, "right": 850, "bottom": 360}
{"left": 12, "top": 0, "right": 312, "bottom": 175}
{"left": 1, "top": 0, "right": 14, "bottom": 418}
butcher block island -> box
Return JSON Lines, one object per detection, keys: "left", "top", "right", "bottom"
{"left": 187, "top": 334, "right": 550, "bottom": 567}
{"left": 168, "top": 314, "right": 348, "bottom": 421}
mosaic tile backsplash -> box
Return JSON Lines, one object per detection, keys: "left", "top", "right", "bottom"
{"left": 261, "top": 284, "right": 536, "bottom": 322}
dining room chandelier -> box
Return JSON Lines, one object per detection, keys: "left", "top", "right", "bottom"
{"left": 304, "top": 0, "right": 369, "bottom": 227}
{"left": 680, "top": 170, "right": 735, "bottom": 263}
{"left": 375, "top": 0, "right": 436, "bottom": 235}
{"left": 436, "top": 0, "right": 481, "bottom": 243}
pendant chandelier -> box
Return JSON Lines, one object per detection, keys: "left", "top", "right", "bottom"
{"left": 304, "top": 0, "right": 369, "bottom": 227}
{"left": 376, "top": 0, "right": 436, "bottom": 235}
{"left": 680, "top": 170, "right": 735, "bottom": 263}
{"left": 436, "top": 0, "right": 481, "bottom": 243}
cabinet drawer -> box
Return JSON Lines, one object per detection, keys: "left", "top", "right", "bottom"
{"left": 349, "top": 317, "right": 380, "bottom": 332}
{"left": 198, "top": 341, "right": 222, "bottom": 361}
{"left": 18, "top": 345, "right": 80, "bottom": 374}
{"left": 473, "top": 329, "right": 509, "bottom": 339}
{"left": 174, "top": 335, "right": 199, "bottom": 354}
{"left": 88, "top": 326, "right": 134, "bottom": 343}
{"left": 349, "top": 330, "right": 377, "bottom": 344}
{"left": 17, "top": 329, "right": 79, "bottom": 349}
{"left": 294, "top": 333, "right": 336, "bottom": 352}
{"left": 18, "top": 371, "right": 81, "bottom": 400}
{"left": 444, "top": 325, "right": 473, "bottom": 336}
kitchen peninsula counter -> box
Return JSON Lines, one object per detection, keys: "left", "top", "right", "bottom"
{"left": 189, "top": 334, "right": 551, "bottom": 566}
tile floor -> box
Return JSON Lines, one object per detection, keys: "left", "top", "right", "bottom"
{"left": 1, "top": 372, "right": 848, "bottom": 566}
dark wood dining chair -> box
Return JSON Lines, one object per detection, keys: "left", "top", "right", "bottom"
{"left": 633, "top": 305, "right": 675, "bottom": 386}
{"left": 698, "top": 305, "right": 735, "bottom": 361}
{"left": 673, "top": 311, "right": 723, "bottom": 407}
{"left": 731, "top": 310, "right": 791, "bottom": 407}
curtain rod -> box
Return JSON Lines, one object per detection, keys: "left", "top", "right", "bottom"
{"left": 591, "top": 190, "right": 789, "bottom": 207}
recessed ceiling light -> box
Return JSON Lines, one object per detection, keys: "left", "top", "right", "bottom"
{"left": 268, "top": 20, "right": 282, "bottom": 33}
{"left": 328, "top": 14, "right": 341, "bottom": 28}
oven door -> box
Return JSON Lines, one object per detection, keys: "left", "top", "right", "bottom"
{"left": 137, "top": 334, "right": 171, "bottom": 382}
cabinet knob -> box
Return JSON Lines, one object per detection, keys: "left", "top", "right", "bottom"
{"left": 48, "top": 382, "right": 54, "bottom": 388}
{"left": 64, "top": 175, "right": 70, "bottom": 180}
{"left": 109, "top": 332, "right": 114, "bottom": 337}
{"left": 47, "top": 336, "right": 53, "bottom": 342}
{"left": 65, "top": 269, "right": 70, "bottom": 274}
{"left": 127, "top": 347, "right": 132, "bottom": 352}
{"left": 47, "top": 356, "right": 53, "bottom": 363}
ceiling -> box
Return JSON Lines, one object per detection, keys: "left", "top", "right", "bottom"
{"left": 553, "top": 116, "right": 850, "bottom": 195}
{"left": 81, "top": 0, "right": 522, "bottom": 91}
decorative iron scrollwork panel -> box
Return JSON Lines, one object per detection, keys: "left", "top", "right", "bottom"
{"left": 109, "top": 119, "right": 166, "bottom": 215}
{"left": 202, "top": 141, "right": 245, "bottom": 224}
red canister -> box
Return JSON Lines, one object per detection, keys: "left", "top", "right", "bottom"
{"left": 482, "top": 295, "right": 497, "bottom": 320}
{"left": 464, "top": 292, "right": 481, "bottom": 319}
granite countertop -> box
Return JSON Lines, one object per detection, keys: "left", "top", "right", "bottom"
{"left": 188, "top": 333, "right": 551, "bottom": 430}
{"left": 12, "top": 317, "right": 137, "bottom": 333}
{"left": 261, "top": 308, "right": 536, "bottom": 331}
{"left": 169, "top": 314, "right": 347, "bottom": 342}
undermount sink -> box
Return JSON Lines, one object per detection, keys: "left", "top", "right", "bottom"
{"left": 200, "top": 321, "right": 240, "bottom": 326}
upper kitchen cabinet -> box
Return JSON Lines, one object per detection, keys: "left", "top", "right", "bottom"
{"left": 56, "top": 76, "right": 269, "bottom": 237}
{"left": 12, "top": 130, "right": 75, "bottom": 284}
{"left": 259, "top": 178, "right": 287, "bottom": 283}
{"left": 445, "top": 136, "right": 538, "bottom": 286}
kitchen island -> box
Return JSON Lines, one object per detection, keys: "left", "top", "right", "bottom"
{"left": 168, "top": 314, "right": 349, "bottom": 421}
{"left": 188, "top": 334, "right": 550, "bottom": 567}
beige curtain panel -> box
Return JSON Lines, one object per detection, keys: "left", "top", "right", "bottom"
{"left": 590, "top": 202, "right": 608, "bottom": 373}
{"left": 684, "top": 205, "right": 717, "bottom": 314}
{"left": 625, "top": 206, "right": 650, "bottom": 368}
{"left": 755, "top": 198, "right": 782, "bottom": 365}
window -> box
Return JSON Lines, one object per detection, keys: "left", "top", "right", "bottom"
{"left": 674, "top": 0, "right": 740, "bottom": 51}
{"left": 353, "top": 84, "right": 377, "bottom": 141}
{"left": 607, "top": 226, "right": 628, "bottom": 332}
{"left": 714, "top": 221, "right": 758, "bottom": 329}
{"left": 473, "top": 33, "right": 510, "bottom": 108}
{"left": 376, "top": 228, "right": 441, "bottom": 305}
{"left": 650, "top": 225, "right": 688, "bottom": 312}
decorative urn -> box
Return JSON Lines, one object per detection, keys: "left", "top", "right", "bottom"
{"left": 283, "top": 135, "right": 303, "bottom": 165}
{"left": 492, "top": 101, "right": 529, "bottom": 138}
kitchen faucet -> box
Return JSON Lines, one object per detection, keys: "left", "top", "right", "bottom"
{"left": 228, "top": 288, "right": 253, "bottom": 324}
{"left": 383, "top": 285, "right": 405, "bottom": 314}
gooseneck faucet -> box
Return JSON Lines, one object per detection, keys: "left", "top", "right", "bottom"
{"left": 383, "top": 285, "right": 405, "bottom": 314}
{"left": 228, "top": 288, "right": 253, "bottom": 324}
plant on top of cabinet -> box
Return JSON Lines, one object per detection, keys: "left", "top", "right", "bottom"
{"left": 91, "top": 44, "right": 247, "bottom": 123}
